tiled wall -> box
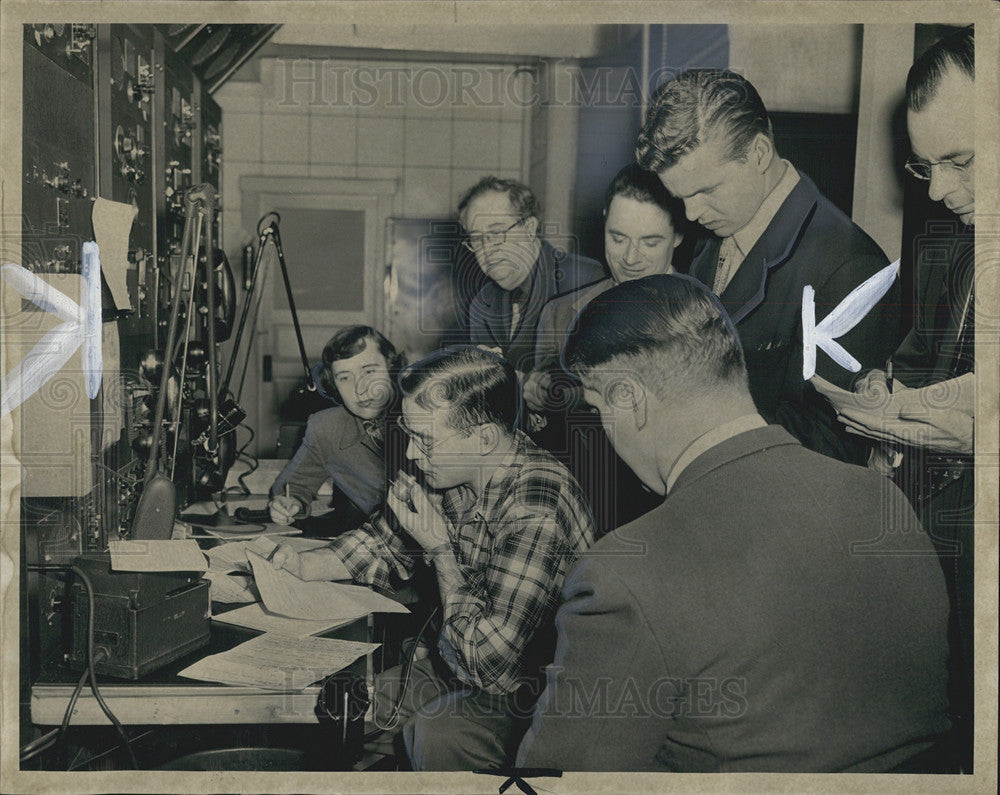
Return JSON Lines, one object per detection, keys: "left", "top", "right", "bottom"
{"left": 215, "top": 57, "right": 530, "bottom": 253}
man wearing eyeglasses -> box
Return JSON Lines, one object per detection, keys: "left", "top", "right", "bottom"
{"left": 830, "top": 26, "right": 976, "bottom": 771}
{"left": 637, "top": 69, "right": 901, "bottom": 465}
{"left": 459, "top": 176, "right": 604, "bottom": 376}
{"left": 271, "top": 346, "right": 595, "bottom": 770}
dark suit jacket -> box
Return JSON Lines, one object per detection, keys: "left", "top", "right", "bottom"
{"left": 469, "top": 239, "right": 604, "bottom": 373}
{"left": 893, "top": 223, "right": 974, "bottom": 386}
{"left": 533, "top": 277, "right": 614, "bottom": 371}
{"left": 517, "top": 424, "right": 951, "bottom": 772}
{"left": 689, "top": 173, "right": 901, "bottom": 463}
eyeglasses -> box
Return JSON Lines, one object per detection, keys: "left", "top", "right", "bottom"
{"left": 461, "top": 219, "right": 524, "bottom": 253}
{"left": 904, "top": 154, "right": 974, "bottom": 181}
{"left": 399, "top": 419, "right": 467, "bottom": 456}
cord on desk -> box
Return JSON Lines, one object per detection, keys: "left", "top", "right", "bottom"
{"left": 71, "top": 564, "right": 140, "bottom": 769}
{"left": 368, "top": 606, "right": 439, "bottom": 735}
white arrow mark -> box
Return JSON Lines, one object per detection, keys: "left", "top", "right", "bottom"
{"left": 1, "top": 241, "right": 103, "bottom": 416}
{"left": 802, "top": 259, "right": 899, "bottom": 380}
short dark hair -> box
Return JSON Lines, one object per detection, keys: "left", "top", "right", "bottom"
{"left": 636, "top": 69, "right": 774, "bottom": 172}
{"left": 563, "top": 274, "right": 747, "bottom": 399}
{"left": 906, "top": 26, "right": 974, "bottom": 112}
{"left": 318, "top": 325, "right": 403, "bottom": 402}
{"left": 399, "top": 346, "right": 521, "bottom": 433}
{"left": 604, "top": 163, "right": 685, "bottom": 230}
{"left": 457, "top": 176, "right": 540, "bottom": 228}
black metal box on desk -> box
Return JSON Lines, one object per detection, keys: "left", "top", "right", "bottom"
{"left": 68, "top": 554, "right": 211, "bottom": 679}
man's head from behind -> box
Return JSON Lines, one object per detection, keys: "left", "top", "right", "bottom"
{"left": 636, "top": 69, "right": 778, "bottom": 238}
{"left": 604, "top": 164, "right": 685, "bottom": 283}
{"left": 905, "top": 26, "right": 975, "bottom": 225}
{"left": 319, "top": 325, "right": 402, "bottom": 420}
{"left": 398, "top": 347, "right": 520, "bottom": 490}
{"left": 458, "top": 176, "right": 542, "bottom": 292}
{"left": 563, "top": 275, "right": 750, "bottom": 493}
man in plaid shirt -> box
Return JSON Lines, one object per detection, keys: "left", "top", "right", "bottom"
{"left": 272, "top": 346, "right": 595, "bottom": 770}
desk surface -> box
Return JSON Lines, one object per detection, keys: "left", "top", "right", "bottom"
{"left": 31, "top": 608, "right": 375, "bottom": 727}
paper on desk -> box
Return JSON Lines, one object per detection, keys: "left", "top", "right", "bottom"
{"left": 212, "top": 602, "right": 355, "bottom": 637}
{"left": 206, "top": 536, "right": 330, "bottom": 573}
{"left": 109, "top": 539, "right": 208, "bottom": 572}
{"left": 204, "top": 571, "right": 258, "bottom": 603}
{"left": 178, "top": 633, "right": 379, "bottom": 691}
{"left": 811, "top": 374, "right": 894, "bottom": 415}
{"left": 206, "top": 537, "right": 278, "bottom": 573}
{"left": 248, "top": 552, "right": 410, "bottom": 620}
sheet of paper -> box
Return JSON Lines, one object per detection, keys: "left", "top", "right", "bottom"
{"left": 248, "top": 552, "right": 410, "bottom": 620}
{"left": 178, "top": 633, "right": 379, "bottom": 691}
{"left": 205, "top": 536, "right": 329, "bottom": 573}
{"left": 109, "top": 539, "right": 208, "bottom": 572}
{"left": 92, "top": 197, "right": 137, "bottom": 311}
{"left": 204, "top": 571, "right": 258, "bottom": 603}
{"left": 212, "top": 602, "right": 355, "bottom": 637}
{"left": 206, "top": 537, "right": 276, "bottom": 573}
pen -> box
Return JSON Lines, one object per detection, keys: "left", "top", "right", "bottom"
{"left": 265, "top": 544, "right": 279, "bottom": 563}
{"left": 886, "top": 359, "right": 894, "bottom": 393}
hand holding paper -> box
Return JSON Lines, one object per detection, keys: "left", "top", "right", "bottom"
{"left": 812, "top": 371, "right": 974, "bottom": 455}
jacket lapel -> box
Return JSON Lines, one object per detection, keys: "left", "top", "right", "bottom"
{"left": 339, "top": 413, "right": 369, "bottom": 452}
{"left": 479, "top": 284, "right": 511, "bottom": 346}
{"left": 715, "top": 176, "right": 821, "bottom": 325}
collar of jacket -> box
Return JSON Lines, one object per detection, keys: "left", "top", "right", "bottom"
{"left": 339, "top": 411, "right": 380, "bottom": 453}
{"left": 668, "top": 423, "right": 799, "bottom": 496}
{"left": 696, "top": 173, "right": 821, "bottom": 326}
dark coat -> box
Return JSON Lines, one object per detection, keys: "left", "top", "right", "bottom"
{"left": 518, "top": 424, "right": 951, "bottom": 772}
{"left": 469, "top": 239, "right": 604, "bottom": 374}
{"left": 689, "top": 174, "right": 901, "bottom": 463}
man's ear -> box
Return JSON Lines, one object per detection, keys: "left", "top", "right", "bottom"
{"left": 630, "top": 381, "right": 648, "bottom": 431}
{"left": 751, "top": 133, "right": 775, "bottom": 173}
{"left": 607, "top": 377, "right": 648, "bottom": 431}
{"left": 477, "top": 423, "right": 501, "bottom": 454}
{"left": 523, "top": 215, "right": 540, "bottom": 239}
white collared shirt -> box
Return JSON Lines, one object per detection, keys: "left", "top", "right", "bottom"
{"left": 714, "top": 161, "right": 800, "bottom": 294}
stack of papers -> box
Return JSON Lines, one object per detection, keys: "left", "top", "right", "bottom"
{"left": 248, "top": 551, "right": 410, "bottom": 622}
{"left": 178, "top": 633, "right": 379, "bottom": 691}
{"left": 212, "top": 603, "right": 355, "bottom": 637}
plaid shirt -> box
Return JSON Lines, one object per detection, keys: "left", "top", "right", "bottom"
{"left": 326, "top": 431, "right": 595, "bottom": 695}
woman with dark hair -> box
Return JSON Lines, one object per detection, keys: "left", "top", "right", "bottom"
{"left": 268, "top": 325, "right": 406, "bottom": 534}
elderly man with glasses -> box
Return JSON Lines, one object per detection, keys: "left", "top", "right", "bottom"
{"left": 271, "top": 346, "right": 595, "bottom": 771}
{"left": 459, "top": 176, "right": 604, "bottom": 377}
{"left": 823, "top": 26, "right": 976, "bottom": 772}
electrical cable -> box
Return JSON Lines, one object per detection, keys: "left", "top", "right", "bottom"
{"left": 56, "top": 664, "right": 92, "bottom": 768}
{"left": 367, "top": 606, "right": 439, "bottom": 735}
{"left": 18, "top": 727, "right": 60, "bottom": 763}
{"left": 70, "top": 564, "right": 140, "bottom": 769}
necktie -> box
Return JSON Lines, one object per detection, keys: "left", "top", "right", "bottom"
{"left": 509, "top": 284, "right": 529, "bottom": 340}
{"left": 713, "top": 238, "right": 740, "bottom": 295}
{"left": 362, "top": 418, "right": 384, "bottom": 448}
